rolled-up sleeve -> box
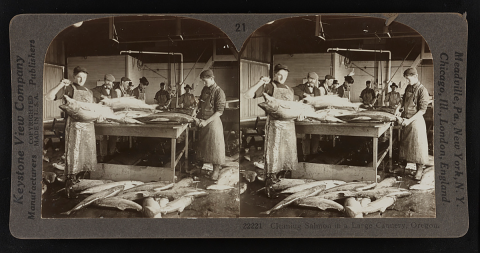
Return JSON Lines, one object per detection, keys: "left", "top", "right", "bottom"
{"left": 54, "top": 86, "right": 73, "bottom": 101}
{"left": 253, "top": 82, "right": 274, "bottom": 99}
{"left": 214, "top": 88, "right": 226, "bottom": 114}
{"left": 417, "top": 86, "right": 430, "bottom": 112}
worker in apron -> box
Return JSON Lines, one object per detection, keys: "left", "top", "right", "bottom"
{"left": 179, "top": 84, "right": 197, "bottom": 109}
{"left": 360, "top": 80, "right": 377, "bottom": 108}
{"left": 45, "top": 66, "right": 97, "bottom": 198}
{"left": 155, "top": 82, "right": 171, "bottom": 109}
{"left": 385, "top": 82, "right": 402, "bottom": 108}
{"left": 243, "top": 64, "right": 305, "bottom": 198}
{"left": 196, "top": 70, "right": 226, "bottom": 180}
{"left": 397, "top": 68, "right": 430, "bottom": 180}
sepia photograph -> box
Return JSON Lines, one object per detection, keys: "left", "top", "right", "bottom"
{"left": 239, "top": 15, "right": 435, "bottom": 218}
{"left": 41, "top": 16, "right": 240, "bottom": 218}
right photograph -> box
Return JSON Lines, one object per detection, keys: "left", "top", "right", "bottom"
{"left": 239, "top": 15, "right": 435, "bottom": 218}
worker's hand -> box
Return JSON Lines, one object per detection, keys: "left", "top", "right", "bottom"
{"left": 297, "top": 112, "right": 307, "bottom": 121}
{"left": 260, "top": 76, "right": 271, "bottom": 84}
{"left": 198, "top": 119, "right": 209, "bottom": 128}
{"left": 60, "top": 79, "right": 71, "bottom": 86}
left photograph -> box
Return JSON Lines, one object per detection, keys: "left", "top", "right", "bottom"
{"left": 42, "top": 16, "right": 240, "bottom": 218}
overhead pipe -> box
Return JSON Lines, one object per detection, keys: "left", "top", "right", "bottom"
{"left": 327, "top": 47, "right": 391, "bottom": 105}
{"left": 119, "top": 50, "right": 184, "bottom": 88}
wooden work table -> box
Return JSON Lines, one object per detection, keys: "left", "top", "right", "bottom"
{"left": 294, "top": 121, "right": 393, "bottom": 182}
{"left": 92, "top": 123, "right": 189, "bottom": 183}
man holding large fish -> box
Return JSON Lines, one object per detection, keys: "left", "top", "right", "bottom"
{"left": 396, "top": 68, "right": 430, "bottom": 180}
{"left": 45, "top": 66, "right": 98, "bottom": 198}
{"left": 196, "top": 70, "right": 226, "bottom": 180}
{"left": 243, "top": 64, "right": 306, "bottom": 198}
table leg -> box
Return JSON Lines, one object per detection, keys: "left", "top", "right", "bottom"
{"left": 171, "top": 138, "right": 176, "bottom": 182}
{"left": 185, "top": 127, "right": 189, "bottom": 160}
{"left": 373, "top": 137, "right": 378, "bottom": 182}
{"left": 389, "top": 126, "right": 393, "bottom": 158}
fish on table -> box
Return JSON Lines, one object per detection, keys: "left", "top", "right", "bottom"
{"left": 260, "top": 185, "right": 326, "bottom": 215}
{"left": 61, "top": 185, "right": 125, "bottom": 215}
{"left": 303, "top": 95, "right": 359, "bottom": 109}
{"left": 100, "top": 97, "right": 158, "bottom": 111}
{"left": 135, "top": 112, "right": 198, "bottom": 125}
{"left": 335, "top": 110, "right": 397, "bottom": 122}
{"left": 94, "top": 197, "right": 143, "bottom": 211}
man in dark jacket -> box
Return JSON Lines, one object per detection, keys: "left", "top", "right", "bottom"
{"left": 338, "top": 75, "right": 354, "bottom": 100}
{"left": 360, "top": 80, "right": 377, "bottom": 108}
{"left": 293, "top": 72, "right": 321, "bottom": 160}
{"left": 92, "top": 74, "right": 117, "bottom": 103}
{"left": 132, "top": 77, "right": 149, "bottom": 101}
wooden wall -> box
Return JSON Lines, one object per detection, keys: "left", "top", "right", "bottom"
{"left": 273, "top": 53, "right": 333, "bottom": 89}
{"left": 45, "top": 39, "right": 65, "bottom": 66}
{"left": 43, "top": 64, "right": 64, "bottom": 120}
{"left": 240, "top": 60, "right": 269, "bottom": 120}
{"left": 241, "top": 36, "right": 271, "bottom": 63}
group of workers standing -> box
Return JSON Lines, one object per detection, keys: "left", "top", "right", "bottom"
{"left": 45, "top": 66, "right": 226, "bottom": 198}
{"left": 243, "top": 64, "right": 429, "bottom": 198}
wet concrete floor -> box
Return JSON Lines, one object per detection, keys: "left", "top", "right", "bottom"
{"left": 239, "top": 140, "right": 435, "bottom": 218}
{"left": 42, "top": 144, "right": 240, "bottom": 219}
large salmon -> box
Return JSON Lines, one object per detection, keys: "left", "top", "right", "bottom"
{"left": 72, "top": 179, "right": 115, "bottom": 192}
{"left": 260, "top": 185, "right": 326, "bottom": 215}
{"left": 373, "top": 177, "right": 398, "bottom": 189}
{"left": 303, "top": 95, "right": 359, "bottom": 109}
{"left": 60, "top": 96, "right": 144, "bottom": 124}
{"left": 323, "top": 182, "right": 371, "bottom": 194}
{"left": 257, "top": 93, "right": 316, "bottom": 120}
{"left": 135, "top": 112, "right": 198, "bottom": 124}
{"left": 343, "top": 187, "right": 410, "bottom": 200}
{"left": 344, "top": 197, "right": 364, "bottom": 218}
{"left": 94, "top": 197, "right": 143, "bottom": 211}
{"left": 158, "top": 196, "right": 195, "bottom": 214}
{"left": 362, "top": 196, "right": 396, "bottom": 214}
{"left": 315, "top": 190, "right": 352, "bottom": 201}
{"left": 80, "top": 181, "right": 144, "bottom": 194}
{"left": 121, "top": 181, "right": 173, "bottom": 194}
{"left": 294, "top": 197, "right": 344, "bottom": 211}
{"left": 335, "top": 110, "right": 397, "bottom": 122}
{"left": 280, "top": 180, "right": 346, "bottom": 194}
{"left": 100, "top": 97, "right": 158, "bottom": 111}
{"left": 61, "top": 185, "right": 124, "bottom": 215}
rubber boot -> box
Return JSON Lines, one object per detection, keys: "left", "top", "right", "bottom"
{"left": 65, "top": 175, "right": 77, "bottom": 199}
{"left": 211, "top": 164, "right": 221, "bottom": 180}
{"left": 265, "top": 173, "right": 277, "bottom": 198}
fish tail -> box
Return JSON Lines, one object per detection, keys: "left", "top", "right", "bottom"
{"left": 61, "top": 210, "right": 72, "bottom": 215}
{"left": 259, "top": 210, "right": 271, "bottom": 215}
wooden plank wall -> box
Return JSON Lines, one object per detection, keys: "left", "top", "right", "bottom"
{"left": 44, "top": 39, "right": 65, "bottom": 66}
{"left": 273, "top": 53, "right": 332, "bottom": 89}
{"left": 240, "top": 60, "right": 268, "bottom": 120}
{"left": 241, "top": 37, "right": 271, "bottom": 63}
{"left": 43, "top": 64, "right": 64, "bottom": 120}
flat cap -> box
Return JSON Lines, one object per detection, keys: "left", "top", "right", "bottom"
{"left": 73, "top": 66, "right": 88, "bottom": 75}
{"left": 104, "top": 74, "right": 115, "bottom": 82}
{"left": 200, "top": 70, "right": 214, "bottom": 79}
{"left": 274, "top": 64, "right": 289, "bottom": 73}
{"left": 403, "top": 67, "right": 418, "bottom": 76}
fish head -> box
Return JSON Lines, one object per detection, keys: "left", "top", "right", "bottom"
{"left": 258, "top": 93, "right": 280, "bottom": 114}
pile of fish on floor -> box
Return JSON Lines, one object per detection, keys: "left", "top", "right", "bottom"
{"left": 240, "top": 168, "right": 434, "bottom": 217}
{"left": 53, "top": 177, "right": 210, "bottom": 218}
{"left": 257, "top": 94, "right": 400, "bottom": 123}
{"left": 59, "top": 96, "right": 198, "bottom": 125}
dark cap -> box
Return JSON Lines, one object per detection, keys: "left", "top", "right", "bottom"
{"left": 104, "top": 74, "right": 115, "bottom": 82}
{"left": 140, "top": 77, "right": 149, "bottom": 85}
{"left": 344, "top": 76, "right": 354, "bottom": 83}
{"left": 73, "top": 66, "right": 88, "bottom": 76}
{"left": 333, "top": 80, "right": 339, "bottom": 84}
{"left": 200, "top": 70, "right": 214, "bottom": 79}
{"left": 307, "top": 72, "right": 319, "bottom": 79}
{"left": 390, "top": 83, "right": 398, "bottom": 88}
{"left": 274, "top": 64, "right": 289, "bottom": 73}
{"left": 160, "top": 82, "right": 165, "bottom": 86}
{"left": 403, "top": 67, "right": 418, "bottom": 76}
{"left": 121, "top": 77, "right": 131, "bottom": 82}
{"left": 184, "top": 84, "right": 192, "bottom": 90}
{"left": 325, "top": 75, "right": 334, "bottom": 80}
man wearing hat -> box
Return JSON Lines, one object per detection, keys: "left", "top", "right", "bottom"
{"left": 132, "top": 77, "right": 149, "bottom": 101}
{"left": 397, "top": 67, "right": 430, "bottom": 180}
{"left": 114, "top": 77, "right": 133, "bottom": 98}
{"left": 178, "top": 84, "right": 197, "bottom": 109}
{"left": 154, "top": 82, "right": 171, "bottom": 108}
{"left": 92, "top": 74, "right": 117, "bottom": 103}
{"left": 385, "top": 82, "right": 401, "bottom": 108}
{"left": 359, "top": 80, "right": 377, "bottom": 108}
{"left": 243, "top": 64, "right": 304, "bottom": 198}
{"left": 338, "top": 75, "right": 354, "bottom": 100}
{"left": 196, "top": 70, "right": 226, "bottom": 180}
{"left": 293, "top": 72, "right": 321, "bottom": 160}
{"left": 319, "top": 75, "right": 335, "bottom": 95}
{"left": 45, "top": 66, "right": 97, "bottom": 198}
